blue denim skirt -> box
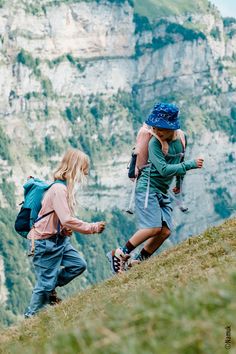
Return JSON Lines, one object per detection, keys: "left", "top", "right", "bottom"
{"left": 135, "top": 191, "right": 173, "bottom": 230}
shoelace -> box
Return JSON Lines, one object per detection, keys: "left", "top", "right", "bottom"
{"left": 113, "top": 254, "right": 130, "bottom": 272}
{"left": 113, "top": 256, "right": 125, "bottom": 272}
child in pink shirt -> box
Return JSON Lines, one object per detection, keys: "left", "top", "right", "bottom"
{"left": 24, "top": 149, "right": 105, "bottom": 318}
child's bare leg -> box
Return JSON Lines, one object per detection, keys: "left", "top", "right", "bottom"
{"left": 129, "top": 227, "right": 162, "bottom": 248}
{"left": 143, "top": 226, "right": 171, "bottom": 254}
{"left": 131, "top": 226, "right": 171, "bottom": 261}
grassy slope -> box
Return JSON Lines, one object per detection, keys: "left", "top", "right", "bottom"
{"left": 0, "top": 218, "right": 236, "bottom": 354}
{"left": 134, "top": 0, "right": 210, "bottom": 20}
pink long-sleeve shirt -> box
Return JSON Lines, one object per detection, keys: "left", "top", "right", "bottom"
{"left": 28, "top": 183, "right": 99, "bottom": 240}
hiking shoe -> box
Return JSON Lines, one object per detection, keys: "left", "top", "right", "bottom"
{"left": 127, "top": 258, "right": 141, "bottom": 269}
{"left": 49, "top": 289, "right": 62, "bottom": 305}
{"left": 106, "top": 248, "right": 130, "bottom": 274}
{"left": 24, "top": 311, "right": 35, "bottom": 319}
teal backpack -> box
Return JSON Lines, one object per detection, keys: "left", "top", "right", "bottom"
{"left": 14, "top": 177, "right": 65, "bottom": 238}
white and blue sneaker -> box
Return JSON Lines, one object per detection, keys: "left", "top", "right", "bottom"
{"left": 127, "top": 256, "right": 141, "bottom": 269}
{"left": 24, "top": 310, "right": 35, "bottom": 319}
{"left": 106, "top": 248, "right": 130, "bottom": 274}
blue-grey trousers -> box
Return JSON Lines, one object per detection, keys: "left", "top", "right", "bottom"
{"left": 25, "top": 236, "right": 86, "bottom": 316}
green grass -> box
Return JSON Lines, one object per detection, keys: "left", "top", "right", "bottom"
{"left": 23, "top": 0, "right": 133, "bottom": 15}
{"left": 18, "top": 0, "right": 210, "bottom": 19}
{"left": 0, "top": 219, "right": 236, "bottom": 354}
{"left": 134, "top": 0, "right": 210, "bottom": 21}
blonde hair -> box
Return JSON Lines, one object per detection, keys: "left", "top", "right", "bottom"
{"left": 53, "top": 149, "right": 89, "bottom": 213}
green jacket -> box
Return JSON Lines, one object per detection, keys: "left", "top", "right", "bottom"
{"left": 136, "top": 136, "right": 197, "bottom": 195}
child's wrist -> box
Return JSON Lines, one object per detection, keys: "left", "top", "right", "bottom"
{"left": 185, "top": 160, "right": 198, "bottom": 170}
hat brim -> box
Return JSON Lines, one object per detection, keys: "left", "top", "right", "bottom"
{"left": 145, "top": 117, "right": 180, "bottom": 130}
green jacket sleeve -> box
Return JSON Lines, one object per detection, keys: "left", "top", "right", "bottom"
{"left": 149, "top": 138, "right": 197, "bottom": 178}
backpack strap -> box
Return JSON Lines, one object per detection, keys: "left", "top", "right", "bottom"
{"left": 126, "top": 177, "right": 137, "bottom": 214}
{"left": 34, "top": 210, "right": 54, "bottom": 224}
{"left": 177, "top": 129, "right": 186, "bottom": 152}
{"left": 150, "top": 130, "right": 169, "bottom": 155}
{"left": 54, "top": 179, "right": 67, "bottom": 186}
{"left": 144, "top": 163, "right": 152, "bottom": 209}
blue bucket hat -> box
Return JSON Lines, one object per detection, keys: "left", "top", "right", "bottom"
{"left": 145, "top": 102, "right": 180, "bottom": 130}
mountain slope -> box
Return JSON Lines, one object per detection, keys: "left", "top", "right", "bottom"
{"left": 135, "top": 0, "right": 210, "bottom": 20}
{"left": 0, "top": 218, "right": 235, "bottom": 354}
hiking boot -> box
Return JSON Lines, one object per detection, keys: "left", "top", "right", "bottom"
{"left": 106, "top": 248, "right": 130, "bottom": 274}
{"left": 49, "top": 289, "right": 62, "bottom": 306}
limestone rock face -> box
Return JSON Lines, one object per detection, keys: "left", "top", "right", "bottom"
{"left": 1, "top": 1, "right": 135, "bottom": 59}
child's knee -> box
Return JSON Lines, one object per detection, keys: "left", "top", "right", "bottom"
{"left": 75, "top": 259, "right": 87, "bottom": 275}
{"left": 150, "top": 227, "right": 162, "bottom": 237}
{"left": 161, "top": 228, "right": 171, "bottom": 239}
{"left": 81, "top": 260, "right": 87, "bottom": 273}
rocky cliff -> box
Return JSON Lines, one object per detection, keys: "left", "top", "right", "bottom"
{"left": 0, "top": 0, "right": 235, "bottom": 322}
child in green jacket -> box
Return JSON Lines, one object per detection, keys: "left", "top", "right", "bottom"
{"left": 107, "top": 102, "right": 204, "bottom": 273}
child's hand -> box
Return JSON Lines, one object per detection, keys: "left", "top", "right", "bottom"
{"left": 172, "top": 187, "right": 180, "bottom": 194}
{"left": 195, "top": 157, "right": 204, "bottom": 168}
{"left": 97, "top": 221, "right": 106, "bottom": 233}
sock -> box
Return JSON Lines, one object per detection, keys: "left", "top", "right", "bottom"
{"left": 136, "top": 248, "right": 152, "bottom": 261}
{"left": 122, "top": 241, "right": 135, "bottom": 254}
